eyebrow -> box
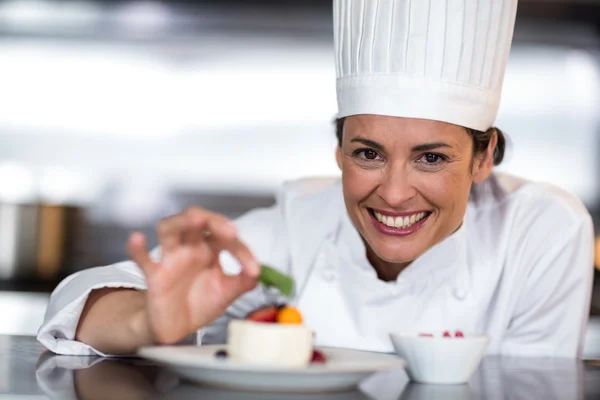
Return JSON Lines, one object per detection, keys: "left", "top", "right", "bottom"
{"left": 350, "top": 138, "right": 385, "bottom": 152}
{"left": 411, "top": 142, "right": 452, "bottom": 152}
{"left": 350, "top": 137, "right": 451, "bottom": 153}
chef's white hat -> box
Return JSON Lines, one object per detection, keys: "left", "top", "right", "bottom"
{"left": 334, "top": 0, "right": 518, "bottom": 131}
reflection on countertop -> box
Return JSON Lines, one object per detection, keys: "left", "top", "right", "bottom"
{"left": 32, "top": 338, "right": 600, "bottom": 400}
{"left": 0, "top": 335, "right": 597, "bottom": 399}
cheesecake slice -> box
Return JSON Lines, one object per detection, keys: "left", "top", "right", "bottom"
{"left": 228, "top": 319, "right": 313, "bottom": 367}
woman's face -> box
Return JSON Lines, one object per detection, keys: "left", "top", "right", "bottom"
{"left": 336, "top": 115, "right": 494, "bottom": 268}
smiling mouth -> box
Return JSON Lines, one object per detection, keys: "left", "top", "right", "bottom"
{"left": 368, "top": 208, "right": 432, "bottom": 230}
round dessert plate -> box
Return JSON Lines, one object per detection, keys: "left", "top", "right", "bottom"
{"left": 138, "top": 344, "right": 404, "bottom": 393}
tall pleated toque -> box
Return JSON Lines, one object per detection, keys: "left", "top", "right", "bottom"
{"left": 334, "top": 0, "right": 519, "bottom": 131}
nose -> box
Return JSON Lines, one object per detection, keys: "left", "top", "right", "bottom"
{"left": 376, "top": 164, "right": 417, "bottom": 207}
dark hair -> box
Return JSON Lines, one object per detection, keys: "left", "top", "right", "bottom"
{"left": 335, "top": 118, "right": 506, "bottom": 166}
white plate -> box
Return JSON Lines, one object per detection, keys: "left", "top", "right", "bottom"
{"left": 138, "top": 344, "right": 404, "bottom": 393}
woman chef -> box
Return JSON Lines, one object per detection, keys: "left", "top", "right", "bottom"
{"left": 39, "top": 0, "right": 594, "bottom": 358}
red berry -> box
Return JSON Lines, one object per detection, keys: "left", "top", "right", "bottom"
{"left": 311, "top": 350, "right": 327, "bottom": 363}
{"left": 246, "top": 305, "right": 278, "bottom": 323}
{"left": 443, "top": 331, "right": 452, "bottom": 338}
{"left": 455, "top": 330, "right": 464, "bottom": 338}
{"left": 418, "top": 333, "right": 434, "bottom": 337}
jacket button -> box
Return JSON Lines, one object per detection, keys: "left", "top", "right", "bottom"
{"left": 321, "top": 269, "right": 336, "bottom": 282}
{"left": 453, "top": 288, "right": 467, "bottom": 300}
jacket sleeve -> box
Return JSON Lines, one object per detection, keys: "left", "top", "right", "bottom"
{"left": 37, "top": 203, "right": 290, "bottom": 356}
{"left": 37, "top": 260, "right": 149, "bottom": 356}
{"left": 500, "top": 211, "right": 595, "bottom": 358}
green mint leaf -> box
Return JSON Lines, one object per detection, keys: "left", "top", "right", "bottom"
{"left": 258, "top": 264, "right": 294, "bottom": 297}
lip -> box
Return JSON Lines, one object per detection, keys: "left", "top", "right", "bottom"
{"left": 368, "top": 208, "right": 431, "bottom": 237}
{"left": 370, "top": 208, "right": 432, "bottom": 217}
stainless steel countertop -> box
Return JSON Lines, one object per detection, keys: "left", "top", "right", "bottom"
{"left": 3, "top": 291, "right": 600, "bottom": 357}
{"left": 2, "top": 335, "right": 600, "bottom": 399}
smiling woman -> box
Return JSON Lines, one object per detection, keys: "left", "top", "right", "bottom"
{"left": 334, "top": 116, "right": 504, "bottom": 280}
{"left": 38, "top": 0, "right": 595, "bottom": 362}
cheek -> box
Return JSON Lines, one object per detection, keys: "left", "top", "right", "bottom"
{"left": 341, "top": 162, "right": 380, "bottom": 201}
{"left": 415, "top": 169, "right": 471, "bottom": 211}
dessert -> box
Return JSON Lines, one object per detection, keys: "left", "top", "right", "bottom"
{"left": 228, "top": 316, "right": 313, "bottom": 367}
{"left": 224, "top": 265, "right": 326, "bottom": 367}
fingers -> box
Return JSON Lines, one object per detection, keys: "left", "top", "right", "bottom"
{"left": 127, "top": 232, "right": 158, "bottom": 276}
{"left": 186, "top": 208, "right": 237, "bottom": 242}
{"left": 156, "top": 214, "right": 188, "bottom": 253}
{"left": 220, "top": 270, "right": 259, "bottom": 301}
{"left": 184, "top": 209, "right": 260, "bottom": 277}
{"left": 211, "top": 236, "right": 260, "bottom": 278}
{"left": 156, "top": 208, "right": 227, "bottom": 252}
{"left": 156, "top": 207, "right": 260, "bottom": 277}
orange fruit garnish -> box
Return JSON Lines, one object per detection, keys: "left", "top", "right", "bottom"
{"left": 276, "top": 306, "right": 303, "bottom": 324}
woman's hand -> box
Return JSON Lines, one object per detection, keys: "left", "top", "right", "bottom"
{"left": 127, "top": 207, "right": 260, "bottom": 345}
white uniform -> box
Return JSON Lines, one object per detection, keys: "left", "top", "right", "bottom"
{"left": 38, "top": 173, "right": 594, "bottom": 358}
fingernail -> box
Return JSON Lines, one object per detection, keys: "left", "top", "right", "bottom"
{"left": 249, "top": 260, "right": 261, "bottom": 277}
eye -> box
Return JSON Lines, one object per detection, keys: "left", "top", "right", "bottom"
{"left": 362, "top": 149, "right": 379, "bottom": 160}
{"left": 353, "top": 149, "right": 382, "bottom": 161}
{"left": 416, "top": 153, "right": 448, "bottom": 170}
{"left": 424, "top": 153, "right": 442, "bottom": 163}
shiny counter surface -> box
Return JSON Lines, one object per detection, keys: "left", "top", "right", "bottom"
{"left": 2, "top": 335, "right": 600, "bottom": 399}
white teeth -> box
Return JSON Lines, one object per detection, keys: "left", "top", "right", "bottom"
{"left": 394, "top": 216, "right": 402, "bottom": 228}
{"left": 373, "top": 210, "right": 429, "bottom": 229}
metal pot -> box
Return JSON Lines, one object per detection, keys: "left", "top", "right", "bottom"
{"left": 0, "top": 203, "right": 80, "bottom": 281}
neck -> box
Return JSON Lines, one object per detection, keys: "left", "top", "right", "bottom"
{"left": 365, "top": 246, "right": 412, "bottom": 282}
{"left": 363, "top": 222, "right": 464, "bottom": 282}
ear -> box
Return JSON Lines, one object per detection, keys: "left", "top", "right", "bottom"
{"left": 335, "top": 146, "right": 343, "bottom": 170}
{"left": 472, "top": 131, "right": 498, "bottom": 184}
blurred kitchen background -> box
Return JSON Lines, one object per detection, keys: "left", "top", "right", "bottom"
{"left": 0, "top": 0, "right": 599, "bottom": 354}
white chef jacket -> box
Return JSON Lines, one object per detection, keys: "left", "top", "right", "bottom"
{"left": 37, "top": 173, "right": 595, "bottom": 358}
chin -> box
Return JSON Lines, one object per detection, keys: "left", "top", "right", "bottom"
{"left": 370, "top": 242, "right": 422, "bottom": 265}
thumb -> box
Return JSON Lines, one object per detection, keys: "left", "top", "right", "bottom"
{"left": 220, "top": 272, "right": 258, "bottom": 303}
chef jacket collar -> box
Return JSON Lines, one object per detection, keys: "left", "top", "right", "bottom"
{"left": 337, "top": 205, "right": 468, "bottom": 287}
